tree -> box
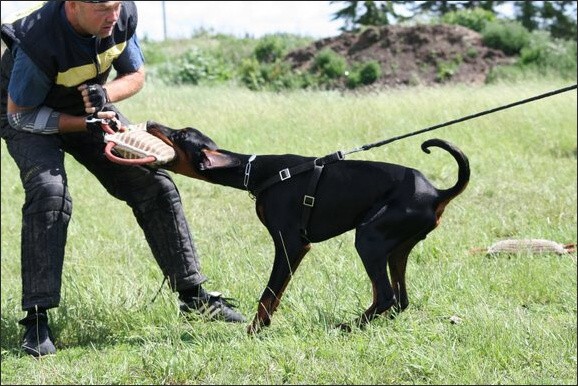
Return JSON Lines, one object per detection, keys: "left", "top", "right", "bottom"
{"left": 513, "top": 1, "right": 577, "bottom": 40}
{"left": 408, "top": 0, "right": 505, "bottom": 15}
{"left": 331, "top": 1, "right": 577, "bottom": 40}
{"left": 330, "top": 1, "right": 408, "bottom": 32}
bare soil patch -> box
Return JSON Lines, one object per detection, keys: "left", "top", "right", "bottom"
{"left": 286, "top": 24, "right": 513, "bottom": 89}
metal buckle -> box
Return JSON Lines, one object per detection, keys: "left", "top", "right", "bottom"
{"left": 279, "top": 168, "right": 291, "bottom": 181}
{"left": 303, "top": 195, "right": 315, "bottom": 207}
{"left": 85, "top": 116, "right": 103, "bottom": 125}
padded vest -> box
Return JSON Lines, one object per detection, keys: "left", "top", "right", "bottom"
{"left": 1, "top": 1, "right": 137, "bottom": 115}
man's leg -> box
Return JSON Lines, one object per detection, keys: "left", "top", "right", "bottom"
{"left": 2, "top": 128, "right": 69, "bottom": 356}
{"left": 64, "top": 132, "right": 245, "bottom": 322}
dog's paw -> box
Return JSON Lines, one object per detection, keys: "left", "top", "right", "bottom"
{"left": 336, "top": 322, "right": 352, "bottom": 333}
{"left": 247, "top": 320, "right": 263, "bottom": 335}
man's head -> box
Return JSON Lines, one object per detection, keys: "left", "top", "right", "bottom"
{"left": 65, "top": 1, "right": 122, "bottom": 38}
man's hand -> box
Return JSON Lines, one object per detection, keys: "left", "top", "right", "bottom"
{"left": 78, "top": 83, "right": 110, "bottom": 114}
{"left": 85, "top": 108, "right": 122, "bottom": 135}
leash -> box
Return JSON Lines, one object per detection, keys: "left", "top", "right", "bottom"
{"left": 252, "top": 83, "right": 576, "bottom": 238}
{"left": 342, "top": 83, "right": 577, "bottom": 156}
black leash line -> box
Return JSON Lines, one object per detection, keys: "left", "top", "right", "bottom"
{"left": 343, "top": 83, "right": 577, "bottom": 155}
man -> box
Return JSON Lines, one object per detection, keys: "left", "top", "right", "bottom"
{"left": 0, "top": 1, "right": 245, "bottom": 358}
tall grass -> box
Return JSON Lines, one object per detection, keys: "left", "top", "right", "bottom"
{"left": 1, "top": 80, "right": 576, "bottom": 385}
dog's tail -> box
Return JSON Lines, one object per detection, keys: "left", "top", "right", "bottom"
{"left": 421, "top": 138, "right": 470, "bottom": 201}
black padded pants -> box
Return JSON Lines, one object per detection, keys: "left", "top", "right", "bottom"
{"left": 1, "top": 119, "right": 207, "bottom": 311}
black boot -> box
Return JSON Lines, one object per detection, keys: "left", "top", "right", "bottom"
{"left": 179, "top": 286, "right": 246, "bottom": 323}
{"left": 18, "top": 311, "right": 56, "bottom": 357}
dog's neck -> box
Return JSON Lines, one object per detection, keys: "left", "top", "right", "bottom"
{"left": 202, "top": 151, "right": 312, "bottom": 198}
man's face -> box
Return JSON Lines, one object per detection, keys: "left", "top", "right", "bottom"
{"left": 72, "top": 1, "right": 122, "bottom": 38}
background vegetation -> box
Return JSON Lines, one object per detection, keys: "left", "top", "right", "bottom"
{"left": 138, "top": 4, "right": 576, "bottom": 91}
{"left": 1, "top": 79, "right": 576, "bottom": 384}
{"left": 332, "top": 1, "right": 577, "bottom": 40}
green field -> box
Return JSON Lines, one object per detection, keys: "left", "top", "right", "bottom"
{"left": 1, "top": 80, "right": 576, "bottom": 384}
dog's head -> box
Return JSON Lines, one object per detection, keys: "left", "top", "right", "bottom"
{"left": 147, "top": 121, "right": 239, "bottom": 179}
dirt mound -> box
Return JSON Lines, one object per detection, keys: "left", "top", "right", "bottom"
{"left": 286, "top": 24, "right": 513, "bottom": 89}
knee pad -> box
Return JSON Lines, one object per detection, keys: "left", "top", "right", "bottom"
{"left": 128, "top": 171, "right": 182, "bottom": 212}
{"left": 23, "top": 179, "right": 72, "bottom": 216}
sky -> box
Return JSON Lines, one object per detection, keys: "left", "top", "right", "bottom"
{"left": 0, "top": 1, "right": 345, "bottom": 40}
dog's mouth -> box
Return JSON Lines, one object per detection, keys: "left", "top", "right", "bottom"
{"left": 146, "top": 123, "right": 240, "bottom": 172}
{"left": 146, "top": 124, "right": 175, "bottom": 148}
{"left": 147, "top": 124, "right": 210, "bottom": 171}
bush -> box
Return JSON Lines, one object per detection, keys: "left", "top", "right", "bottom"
{"left": 156, "top": 47, "right": 233, "bottom": 85}
{"left": 441, "top": 7, "right": 496, "bottom": 32}
{"left": 358, "top": 60, "right": 382, "bottom": 85}
{"left": 311, "top": 48, "right": 348, "bottom": 80}
{"left": 238, "top": 58, "right": 265, "bottom": 91}
{"left": 435, "top": 56, "right": 462, "bottom": 82}
{"left": 345, "top": 71, "right": 361, "bottom": 89}
{"left": 239, "top": 59, "right": 313, "bottom": 91}
{"left": 139, "top": 39, "right": 168, "bottom": 66}
{"left": 482, "top": 20, "right": 531, "bottom": 56}
{"left": 487, "top": 30, "right": 577, "bottom": 83}
{"left": 519, "top": 31, "right": 577, "bottom": 78}
{"left": 254, "top": 35, "right": 287, "bottom": 64}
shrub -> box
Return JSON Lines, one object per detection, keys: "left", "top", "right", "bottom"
{"left": 157, "top": 48, "right": 233, "bottom": 85}
{"left": 358, "top": 60, "right": 382, "bottom": 85}
{"left": 254, "top": 35, "right": 287, "bottom": 64}
{"left": 257, "top": 61, "right": 299, "bottom": 91}
{"left": 435, "top": 57, "right": 462, "bottom": 82}
{"left": 311, "top": 48, "right": 348, "bottom": 80}
{"left": 482, "top": 20, "right": 531, "bottom": 56}
{"left": 519, "top": 31, "right": 577, "bottom": 78}
{"left": 239, "top": 58, "right": 266, "bottom": 91}
{"left": 487, "top": 30, "right": 577, "bottom": 82}
{"left": 139, "top": 39, "right": 168, "bottom": 66}
{"left": 441, "top": 7, "right": 496, "bottom": 32}
{"left": 345, "top": 71, "right": 361, "bottom": 89}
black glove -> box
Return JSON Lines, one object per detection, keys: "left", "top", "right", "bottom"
{"left": 86, "top": 84, "right": 110, "bottom": 112}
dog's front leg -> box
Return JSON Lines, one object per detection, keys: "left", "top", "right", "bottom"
{"left": 247, "top": 231, "right": 310, "bottom": 335}
{"left": 247, "top": 288, "right": 279, "bottom": 335}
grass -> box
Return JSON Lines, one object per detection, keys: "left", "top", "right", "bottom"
{"left": 1, "top": 80, "right": 576, "bottom": 384}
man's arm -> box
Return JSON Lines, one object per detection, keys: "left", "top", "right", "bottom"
{"left": 7, "top": 96, "right": 119, "bottom": 134}
{"left": 105, "top": 65, "right": 146, "bottom": 104}
{"left": 7, "top": 45, "right": 140, "bottom": 133}
{"left": 79, "top": 34, "right": 146, "bottom": 114}
{"left": 79, "top": 65, "right": 145, "bottom": 114}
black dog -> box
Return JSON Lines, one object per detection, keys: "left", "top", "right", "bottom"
{"left": 147, "top": 122, "right": 470, "bottom": 334}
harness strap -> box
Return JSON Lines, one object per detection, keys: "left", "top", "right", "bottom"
{"left": 252, "top": 151, "right": 344, "bottom": 240}
{"left": 253, "top": 161, "right": 312, "bottom": 197}
{"left": 252, "top": 151, "right": 344, "bottom": 198}
{"left": 300, "top": 163, "right": 324, "bottom": 239}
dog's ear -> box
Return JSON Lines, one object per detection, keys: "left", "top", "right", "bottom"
{"left": 200, "top": 149, "right": 241, "bottom": 170}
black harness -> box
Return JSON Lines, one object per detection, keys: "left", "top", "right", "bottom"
{"left": 247, "top": 151, "right": 345, "bottom": 240}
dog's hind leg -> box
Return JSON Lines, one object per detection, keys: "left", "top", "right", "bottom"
{"left": 248, "top": 230, "right": 310, "bottom": 335}
{"left": 336, "top": 227, "right": 398, "bottom": 332}
{"left": 340, "top": 214, "right": 435, "bottom": 331}
{"left": 387, "top": 232, "right": 430, "bottom": 313}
